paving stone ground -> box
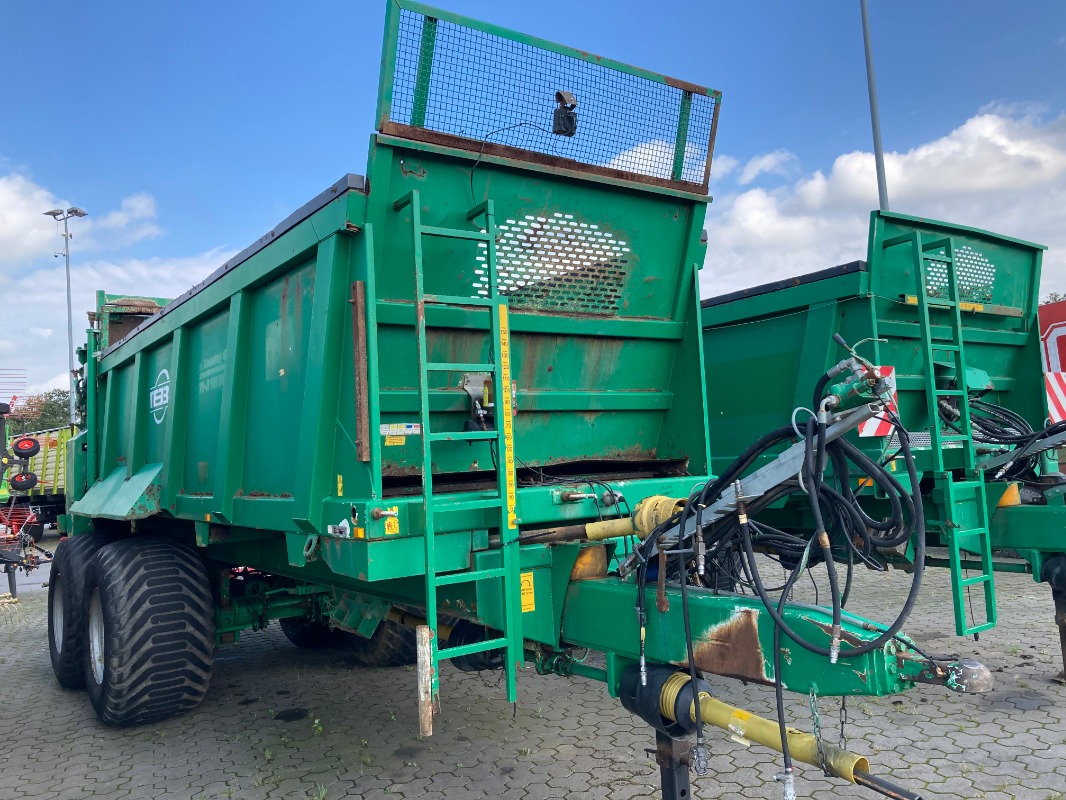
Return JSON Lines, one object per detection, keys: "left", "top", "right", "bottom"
{"left": 1, "top": 531, "right": 1064, "bottom": 800}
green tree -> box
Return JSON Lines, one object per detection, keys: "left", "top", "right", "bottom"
{"left": 1041, "top": 292, "right": 1065, "bottom": 305}
{"left": 8, "top": 389, "right": 72, "bottom": 435}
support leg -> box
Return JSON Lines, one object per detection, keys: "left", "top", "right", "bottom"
{"left": 1041, "top": 556, "right": 1066, "bottom": 685}
{"left": 1052, "top": 587, "right": 1066, "bottom": 685}
{"left": 5, "top": 564, "right": 16, "bottom": 599}
{"left": 654, "top": 731, "right": 693, "bottom": 800}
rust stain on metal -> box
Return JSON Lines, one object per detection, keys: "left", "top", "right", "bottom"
{"left": 688, "top": 608, "right": 770, "bottom": 686}
{"left": 351, "top": 282, "right": 371, "bottom": 462}
{"left": 379, "top": 123, "right": 709, "bottom": 194}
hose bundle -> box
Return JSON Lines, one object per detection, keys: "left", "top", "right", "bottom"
{"left": 939, "top": 396, "right": 1066, "bottom": 480}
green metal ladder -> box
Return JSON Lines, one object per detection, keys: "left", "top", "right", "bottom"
{"left": 888, "top": 231, "right": 996, "bottom": 636}
{"left": 392, "top": 189, "right": 523, "bottom": 734}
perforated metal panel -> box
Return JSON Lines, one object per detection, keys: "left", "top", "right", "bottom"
{"left": 926, "top": 245, "right": 996, "bottom": 302}
{"left": 471, "top": 213, "right": 631, "bottom": 315}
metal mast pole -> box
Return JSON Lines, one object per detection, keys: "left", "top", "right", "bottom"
{"left": 860, "top": 0, "right": 889, "bottom": 211}
{"left": 63, "top": 215, "right": 76, "bottom": 426}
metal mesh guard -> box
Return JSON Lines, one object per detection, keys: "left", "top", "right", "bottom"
{"left": 387, "top": 7, "right": 718, "bottom": 188}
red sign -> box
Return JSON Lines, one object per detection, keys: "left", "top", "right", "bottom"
{"left": 1039, "top": 300, "right": 1066, "bottom": 422}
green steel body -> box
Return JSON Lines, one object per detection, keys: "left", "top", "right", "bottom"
{"left": 64, "top": 3, "right": 958, "bottom": 704}
{"left": 702, "top": 210, "right": 1064, "bottom": 630}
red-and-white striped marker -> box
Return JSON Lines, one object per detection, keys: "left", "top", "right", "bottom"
{"left": 1046, "top": 373, "right": 1066, "bottom": 423}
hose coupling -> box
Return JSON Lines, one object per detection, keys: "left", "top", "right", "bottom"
{"left": 775, "top": 768, "right": 797, "bottom": 800}
{"left": 830, "top": 624, "right": 842, "bottom": 664}
{"left": 692, "top": 740, "right": 709, "bottom": 776}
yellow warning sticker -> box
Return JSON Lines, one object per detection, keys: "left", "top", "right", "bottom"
{"left": 354, "top": 527, "right": 365, "bottom": 539}
{"left": 337, "top": 474, "right": 344, "bottom": 496}
{"left": 520, "top": 571, "right": 535, "bottom": 612}
{"left": 385, "top": 508, "right": 400, "bottom": 535}
{"left": 384, "top": 435, "right": 406, "bottom": 446}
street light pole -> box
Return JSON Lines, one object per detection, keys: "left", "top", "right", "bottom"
{"left": 860, "top": 0, "right": 890, "bottom": 212}
{"left": 43, "top": 206, "right": 88, "bottom": 427}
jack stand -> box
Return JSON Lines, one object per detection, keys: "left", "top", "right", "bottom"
{"left": 653, "top": 731, "right": 693, "bottom": 800}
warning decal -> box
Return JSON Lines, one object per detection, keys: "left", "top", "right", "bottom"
{"left": 380, "top": 423, "right": 421, "bottom": 436}
{"left": 520, "top": 572, "right": 535, "bottom": 612}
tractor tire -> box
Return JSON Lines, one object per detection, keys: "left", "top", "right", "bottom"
{"left": 279, "top": 617, "right": 342, "bottom": 648}
{"left": 344, "top": 620, "right": 417, "bottom": 667}
{"left": 83, "top": 538, "right": 215, "bottom": 726}
{"left": 48, "top": 533, "right": 120, "bottom": 689}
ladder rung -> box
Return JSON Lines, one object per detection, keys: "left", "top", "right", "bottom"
{"left": 960, "top": 574, "right": 992, "bottom": 587}
{"left": 432, "top": 498, "right": 504, "bottom": 513}
{"left": 923, "top": 253, "right": 953, "bottom": 264}
{"left": 963, "top": 621, "right": 996, "bottom": 635}
{"left": 931, "top": 344, "right": 960, "bottom": 351}
{"left": 466, "top": 200, "right": 490, "bottom": 220}
{"left": 936, "top": 389, "right": 967, "bottom": 397}
{"left": 425, "top": 362, "right": 495, "bottom": 373}
{"left": 434, "top": 566, "right": 508, "bottom": 586}
{"left": 428, "top": 430, "right": 499, "bottom": 443}
{"left": 939, "top": 434, "right": 971, "bottom": 443}
{"left": 439, "top": 636, "right": 510, "bottom": 661}
{"left": 424, "top": 293, "right": 498, "bottom": 308}
{"left": 421, "top": 225, "right": 490, "bottom": 242}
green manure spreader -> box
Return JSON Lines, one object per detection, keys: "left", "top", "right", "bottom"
{"left": 47, "top": 4, "right": 988, "bottom": 798}
{"left": 703, "top": 210, "right": 1066, "bottom": 684}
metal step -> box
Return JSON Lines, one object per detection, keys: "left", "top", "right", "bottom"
{"left": 435, "top": 566, "right": 508, "bottom": 586}
{"left": 425, "top": 362, "right": 495, "bottom": 373}
{"left": 428, "top": 430, "right": 498, "bottom": 443}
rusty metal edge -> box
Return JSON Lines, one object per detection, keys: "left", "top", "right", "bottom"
{"left": 379, "top": 122, "right": 710, "bottom": 195}
{"left": 352, "top": 281, "right": 371, "bottom": 463}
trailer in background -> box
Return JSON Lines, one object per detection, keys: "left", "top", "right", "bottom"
{"left": 703, "top": 210, "right": 1066, "bottom": 682}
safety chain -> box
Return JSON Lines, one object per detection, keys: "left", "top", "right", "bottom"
{"left": 839, "top": 695, "right": 849, "bottom": 751}
{"left": 808, "top": 686, "right": 830, "bottom": 776}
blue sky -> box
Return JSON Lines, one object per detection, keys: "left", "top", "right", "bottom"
{"left": 2, "top": 0, "right": 1066, "bottom": 390}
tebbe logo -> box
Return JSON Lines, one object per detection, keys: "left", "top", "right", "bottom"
{"left": 150, "top": 369, "right": 171, "bottom": 425}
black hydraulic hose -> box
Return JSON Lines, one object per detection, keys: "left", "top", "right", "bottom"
{"left": 698, "top": 425, "right": 798, "bottom": 509}
{"left": 812, "top": 370, "right": 833, "bottom": 412}
{"left": 737, "top": 413, "right": 925, "bottom": 658}
{"left": 829, "top": 445, "right": 902, "bottom": 534}
{"left": 806, "top": 416, "right": 843, "bottom": 660}
{"left": 675, "top": 506, "right": 706, "bottom": 750}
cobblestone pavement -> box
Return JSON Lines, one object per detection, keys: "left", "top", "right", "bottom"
{"left": 1, "top": 533, "right": 1064, "bottom": 800}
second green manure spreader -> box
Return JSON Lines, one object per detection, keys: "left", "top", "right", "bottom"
{"left": 703, "top": 210, "right": 1066, "bottom": 682}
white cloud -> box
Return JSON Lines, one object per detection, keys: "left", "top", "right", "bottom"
{"left": 0, "top": 174, "right": 64, "bottom": 263}
{"left": 0, "top": 249, "right": 234, "bottom": 389}
{"left": 604, "top": 139, "right": 709, "bottom": 181}
{"left": 0, "top": 173, "right": 163, "bottom": 265}
{"left": 737, "top": 149, "right": 798, "bottom": 185}
{"left": 710, "top": 154, "right": 739, "bottom": 183}
{"left": 702, "top": 109, "right": 1066, "bottom": 300}
{"left": 94, "top": 192, "right": 163, "bottom": 247}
